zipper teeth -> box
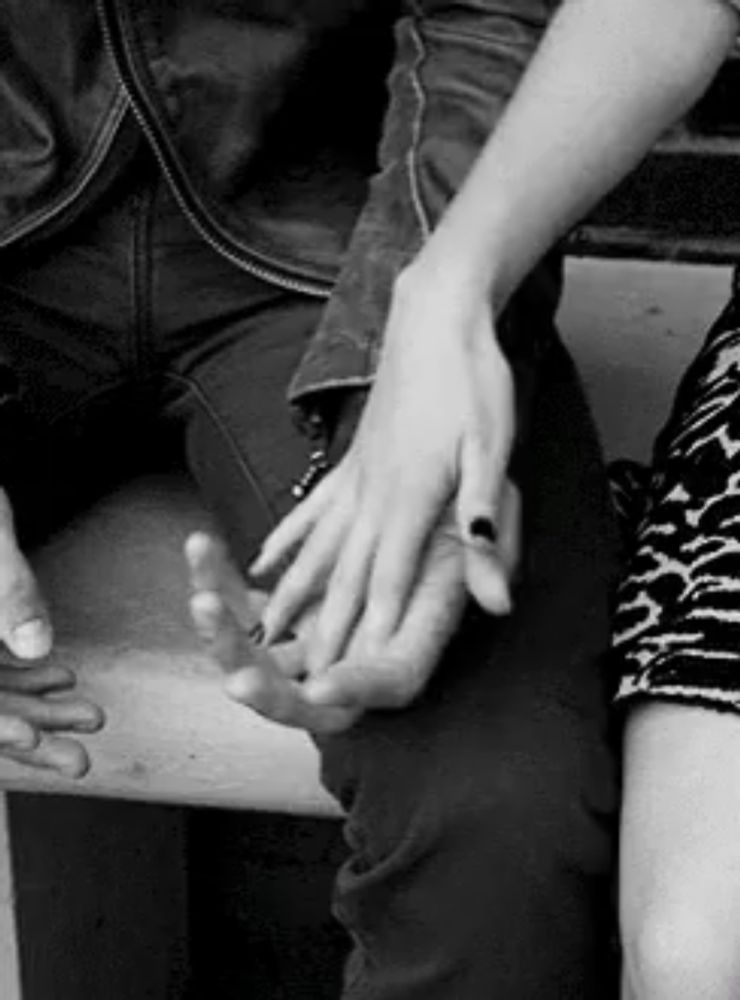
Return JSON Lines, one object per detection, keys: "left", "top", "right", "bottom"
{"left": 96, "top": 0, "right": 331, "bottom": 301}
{"left": 0, "top": 96, "right": 128, "bottom": 250}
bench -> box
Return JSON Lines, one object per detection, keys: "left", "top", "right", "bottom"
{"left": 0, "top": 476, "right": 339, "bottom": 1000}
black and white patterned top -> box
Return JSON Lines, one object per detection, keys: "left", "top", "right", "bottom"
{"left": 614, "top": 292, "right": 740, "bottom": 712}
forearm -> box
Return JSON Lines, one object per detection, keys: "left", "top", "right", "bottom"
{"left": 412, "top": 0, "right": 738, "bottom": 309}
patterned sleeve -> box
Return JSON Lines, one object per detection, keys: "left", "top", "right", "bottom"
{"left": 614, "top": 298, "right": 740, "bottom": 712}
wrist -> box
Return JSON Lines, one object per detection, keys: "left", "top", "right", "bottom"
{"left": 388, "top": 259, "right": 510, "bottom": 365}
{"left": 398, "top": 245, "right": 509, "bottom": 323}
{"left": 399, "top": 220, "right": 511, "bottom": 316}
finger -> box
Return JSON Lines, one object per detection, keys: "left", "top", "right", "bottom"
{"left": 305, "top": 518, "right": 377, "bottom": 676}
{"left": 464, "top": 549, "right": 511, "bottom": 615}
{"left": 190, "top": 589, "right": 243, "bottom": 673}
{"left": 456, "top": 431, "right": 511, "bottom": 550}
{"left": 0, "top": 496, "right": 52, "bottom": 660}
{"left": 455, "top": 362, "right": 515, "bottom": 551}
{"left": 2, "top": 734, "right": 91, "bottom": 779}
{"left": 249, "top": 467, "right": 339, "bottom": 578}
{"left": 307, "top": 529, "right": 465, "bottom": 711}
{"left": 185, "top": 532, "right": 257, "bottom": 629}
{"left": 463, "top": 478, "right": 520, "bottom": 614}
{"left": 494, "top": 479, "right": 522, "bottom": 580}
{"left": 0, "top": 713, "right": 39, "bottom": 751}
{"left": 225, "top": 666, "right": 357, "bottom": 733}
{"left": 260, "top": 493, "right": 353, "bottom": 644}
{"left": 191, "top": 588, "right": 307, "bottom": 680}
{"left": 304, "top": 655, "right": 420, "bottom": 712}
{"left": 359, "top": 476, "right": 448, "bottom": 645}
{"left": 0, "top": 663, "right": 75, "bottom": 694}
{"left": 0, "top": 692, "right": 104, "bottom": 732}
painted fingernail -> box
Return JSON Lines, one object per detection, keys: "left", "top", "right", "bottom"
{"left": 469, "top": 517, "right": 498, "bottom": 544}
{"left": 247, "top": 621, "right": 265, "bottom": 645}
{"left": 11, "top": 619, "right": 50, "bottom": 659}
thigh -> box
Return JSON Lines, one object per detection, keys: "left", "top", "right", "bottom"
{"left": 0, "top": 221, "right": 144, "bottom": 542}
{"left": 162, "top": 273, "right": 325, "bottom": 568}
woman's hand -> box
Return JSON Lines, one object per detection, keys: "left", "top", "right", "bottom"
{"left": 251, "top": 265, "right": 517, "bottom": 678}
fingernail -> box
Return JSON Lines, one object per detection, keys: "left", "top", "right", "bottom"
{"left": 247, "top": 621, "right": 265, "bottom": 646}
{"left": 1, "top": 725, "right": 38, "bottom": 751}
{"left": 74, "top": 708, "right": 105, "bottom": 733}
{"left": 11, "top": 618, "right": 50, "bottom": 659}
{"left": 470, "top": 517, "right": 498, "bottom": 544}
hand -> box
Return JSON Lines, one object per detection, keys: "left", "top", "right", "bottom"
{"left": 251, "top": 267, "right": 516, "bottom": 677}
{"left": 187, "top": 532, "right": 358, "bottom": 733}
{"left": 0, "top": 489, "right": 103, "bottom": 777}
{"left": 186, "top": 479, "right": 519, "bottom": 731}
{"left": 302, "top": 479, "right": 521, "bottom": 713}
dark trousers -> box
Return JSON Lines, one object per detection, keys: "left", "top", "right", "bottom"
{"left": 0, "top": 156, "right": 620, "bottom": 998}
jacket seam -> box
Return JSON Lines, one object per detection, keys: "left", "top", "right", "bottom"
{"left": 100, "top": 0, "right": 335, "bottom": 295}
{"left": 405, "top": 7, "right": 432, "bottom": 241}
{"left": 288, "top": 374, "right": 375, "bottom": 407}
{"left": 0, "top": 89, "right": 129, "bottom": 250}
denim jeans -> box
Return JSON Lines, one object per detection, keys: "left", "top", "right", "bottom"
{"left": 0, "top": 151, "right": 621, "bottom": 998}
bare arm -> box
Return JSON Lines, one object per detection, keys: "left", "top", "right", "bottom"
{"left": 414, "top": 0, "right": 738, "bottom": 305}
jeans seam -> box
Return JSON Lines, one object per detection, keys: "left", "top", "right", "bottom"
{"left": 38, "top": 379, "right": 135, "bottom": 431}
{"left": 164, "top": 370, "right": 280, "bottom": 530}
{"left": 404, "top": 8, "right": 432, "bottom": 241}
{"left": 129, "top": 178, "right": 155, "bottom": 376}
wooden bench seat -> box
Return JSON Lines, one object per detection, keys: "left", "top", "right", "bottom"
{"left": 0, "top": 473, "right": 338, "bottom": 817}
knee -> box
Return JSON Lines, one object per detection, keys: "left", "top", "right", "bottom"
{"left": 431, "top": 740, "right": 616, "bottom": 887}
{"left": 624, "top": 903, "right": 740, "bottom": 1000}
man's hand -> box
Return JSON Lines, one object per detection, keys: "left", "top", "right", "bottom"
{"left": 187, "top": 532, "right": 358, "bottom": 733}
{"left": 0, "top": 489, "right": 103, "bottom": 778}
{"left": 186, "top": 479, "right": 520, "bottom": 732}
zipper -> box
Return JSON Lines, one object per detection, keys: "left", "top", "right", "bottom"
{"left": 95, "top": 0, "right": 333, "bottom": 301}
{"left": 0, "top": 94, "right": 129, "bottom": 250}
{"left": 291, "top": 444, "right": 331, "bottom": 500}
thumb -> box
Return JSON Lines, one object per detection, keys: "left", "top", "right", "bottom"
{"left": 304, "top": 655, "right": 417, "bottom": 711}
{"left": 0, "top": 492, "right": 52, "bottom": 660}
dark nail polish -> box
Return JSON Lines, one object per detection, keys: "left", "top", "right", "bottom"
{"left": 470, "top": 516, "right": 498, "bottom": 544}
{"left": 247, "top": 621, "right": 265, "bottom": 645}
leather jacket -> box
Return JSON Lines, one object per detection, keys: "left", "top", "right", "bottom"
{"left": 0, "top": 0, "right": 559, "bottom": 427}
